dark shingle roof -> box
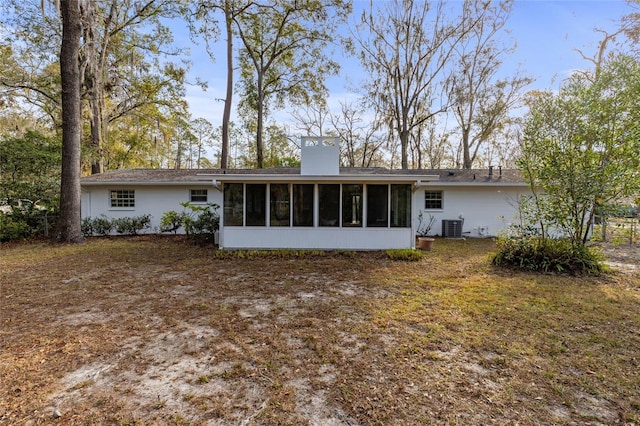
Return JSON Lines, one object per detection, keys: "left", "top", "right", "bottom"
{"left": 80, "top": 167, "right": 524, "bottom": 185}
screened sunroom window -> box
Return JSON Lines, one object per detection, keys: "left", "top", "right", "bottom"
{"left": 223, "top": 183, "right": 243, "bottom": 226}
{"left": 342, "top": 184, "right": 363, "bottom": 227}
{"left": 390, "top": 184, "right": 411, "bottom": 227}
{"left": 270, "top": 184, "right": 290, "bottom": 227}
{"left": 246, "top": 184, "right": 266, "bottom": 226}
{"left": 367, "top": 184, "right": 388, "bottom": 227}
{"left": 318, "top": 184, "right": 340, "bottom": 227}
{"left": 293, "top": 184, "right": 313, "bottom": 226}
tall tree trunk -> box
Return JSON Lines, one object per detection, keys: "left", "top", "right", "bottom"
{"left": 462, "top": 127, "right": 472, "bottom": 169}
{"left": 399, "top": 129, "right": 409, "bottom": 170}
{"left": 256, "top": 72, "right": 264, "bottom": 169}
{"left": 89, "top": 91, "right": 105, "bottom": 174}
{"left": 220, "top": 1, "right": 233, "bottom": 170}
{"left": 58, "top": 0, "right": 84, "bottom": 243}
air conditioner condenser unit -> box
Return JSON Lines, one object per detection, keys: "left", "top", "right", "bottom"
{"left": 442, "top": 219, "right": 463, "bottom": 238}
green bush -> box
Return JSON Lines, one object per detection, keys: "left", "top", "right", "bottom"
{"left": 386, "top": 248, "right": 423, "bottom": 261}
{"left": 82, "top": 215, "right": 114, "bottom": 236}
{"left": 491, "top": 237, "right": 605, "bottom": 275}
{"left": 0, "top": 201, "right": 54, "bottom": 241}
{"left": 112, "top": 215, "right": 152, "bottom": 236}
{"left": 160, "top": 210, "right": 184, "bottom": 234}
{"left": 171, "top": 202, "right": 220, "bottom": 245}
{"left": 82, "top": 214, "right": 150, "bottom": 236}
{"left": 0, "top": 213, "right": 33, "bottom": 241}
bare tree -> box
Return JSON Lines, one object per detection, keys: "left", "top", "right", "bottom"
{"left": 412, "top": 115, "right": 451, "bottom": 169}
{"left": 291, "top": 100, "right": 387, "bottom": 167}
{"left": 329, "top": 101, "right": 386, "bottom": 167}
{"left": 354, "top": 0, "right": 484, "bottom": 169}
{"left": 291, "top": 102, "right": 332, "bottom": 137}
{"left": 447, "top": 0, "right": 531, "bottom": 169}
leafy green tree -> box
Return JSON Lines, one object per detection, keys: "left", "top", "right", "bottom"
{"left": 190, "top": 0, "right": 254, "bottom": 170}
{"left": 212, "top": 121, "right": 247, "bottom": 168}
{"left": 1, "top": 0, "right": 189, "bottom": 173}
{"left": 519, "top": 53, "right": 640, "bottom": 246}
{"left": 234, "top": 0, "right": 350, "bottom": 168}
{"left": 191, "top": 117, "right": 215, "bottom": 168}
{"left": 79, "top": 0, "right": 187, "bottom": 174}
{"left": 241, "top": 123, "right": 299, "bottom": 168}
{"left": 0, "top": 131, "right": 61, "bottom": 205}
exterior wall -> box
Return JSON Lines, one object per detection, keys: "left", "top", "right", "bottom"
{"left": 81, "top": 186, "right": 223, "bottom": 233}
{"left": 221, "top": 227, "right": 413, "bottom": 250}
{"left": 413, "top": 186, "right": 525, "bottom": 237}
{"left": 81, "top": 182, "right": 529, "bottom": 246}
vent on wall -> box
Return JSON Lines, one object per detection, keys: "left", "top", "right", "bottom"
{"left": 442, "top": 219, "right": 463, "bottom": 238}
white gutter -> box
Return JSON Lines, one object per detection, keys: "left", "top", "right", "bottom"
{"left": 195, "top": 174, "right": 441, "bottom": 183}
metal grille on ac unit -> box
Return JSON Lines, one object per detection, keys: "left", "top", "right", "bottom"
{"left": 442, "top": 219, "right": 463, "bottom": 238}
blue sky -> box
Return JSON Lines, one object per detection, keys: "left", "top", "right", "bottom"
{"left": 181, "top": 0, "right": 634, "bottom": 128}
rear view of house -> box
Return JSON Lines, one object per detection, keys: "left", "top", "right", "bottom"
{"left": 81, "top": 137, "right": 529, "bottom": 250}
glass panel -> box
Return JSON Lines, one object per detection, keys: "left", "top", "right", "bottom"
{"left": 318, "top": 184, "right": 340, "bottom": 227}
{"left": 270, "top": 184, "right": 290, "bottom": 227}
{"left": 246, "top": 184, "right": 266, "bottom": 226}
{"left": 424, "top": 191, "right": 443, "bottom": 209}
{"left": 190, "top": 189, "right": 208, "bottom": 203}
{"left": 223, "top": 183, "right": 243, "bottom": 226}
{"left": 293, "top": 184, "right": 314, "bottom": 226}
{"left": 367, "top": 184, "right": 388, "bottom": 227}
{"left": 391, "top": 184, "right": 411, "bottom": 228}
{"left": 110, "top": 190, "right": 135, "bottom": 208}
{"left": 342, "top": 184, "right": 363, "bottom": 227}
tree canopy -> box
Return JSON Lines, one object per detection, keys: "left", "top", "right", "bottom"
{"left": 519, "top": 53, "right": 640, "bottom": 246}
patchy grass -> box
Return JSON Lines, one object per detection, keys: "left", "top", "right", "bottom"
{"left": 1, "top": 236, "right": 639, "bottom": 425}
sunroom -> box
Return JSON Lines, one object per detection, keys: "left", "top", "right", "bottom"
{"left": 216, "top": 176, "right": 425, "bottom": 250}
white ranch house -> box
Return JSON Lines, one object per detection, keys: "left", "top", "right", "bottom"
{"left": 80, "top": 137, "right": 530, "bottom": 250}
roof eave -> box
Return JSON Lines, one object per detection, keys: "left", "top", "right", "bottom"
{"left": 81, "top": 174, "right": 443, "bottom": 186}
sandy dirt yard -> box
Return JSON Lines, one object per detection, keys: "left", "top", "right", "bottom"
{"left": 1, "top": 237, "right": 639, "bottom": 425}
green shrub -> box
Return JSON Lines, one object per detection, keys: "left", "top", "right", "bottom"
{"left": 82, "top": 215, "right": 114, "bottom": 236}
{"left": 386, "top": 248, "right": 423, "bottom": 261}
{"left": 491, "top": 237, "right": 604, "bottom": 275}
{"left": 81, "top": 217, "right": 94, "bottom": 237}
{"left": 82, "top": 215, "right": 150, "bottom": 236}
{"left": 0, "top": 213, "right": 33, "bottom": 241}
{"left": 0, "top": 201, "right": 55, "bottom": 241}
{"left": 179, "top": 202, "right": 219, "bottom": 244}
{"left": 112, "top": 215, "right": 151, "bottom": 236}
{"left": 160, "top": 210, "right": 184, "bottom": 234}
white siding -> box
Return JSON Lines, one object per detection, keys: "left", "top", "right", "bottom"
{"left": 221, "top": 227, "right": 412, "bottom": 250}
{"left": 81, "top": 186, "right": 223, "bottom": 234}
{"left": 413, "top": 186, "right": 524, "bottom": 238}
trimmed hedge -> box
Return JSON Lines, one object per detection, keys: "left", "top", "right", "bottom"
{"left": 81, "top": 214, "right": 151, "bottom": 237}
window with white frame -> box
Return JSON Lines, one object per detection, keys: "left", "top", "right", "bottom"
{"left": 190, "top": 189, "right": 208, "bottom": 203}
{"left": 110, "top": 189, "right": 135, "bottom": 208}
{"left": 424, "top": 190, "right": 443, "bottom": 209}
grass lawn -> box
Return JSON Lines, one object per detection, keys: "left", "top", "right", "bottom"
{"left": 1, "top": 237, "right": 639, "bottom": 425}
